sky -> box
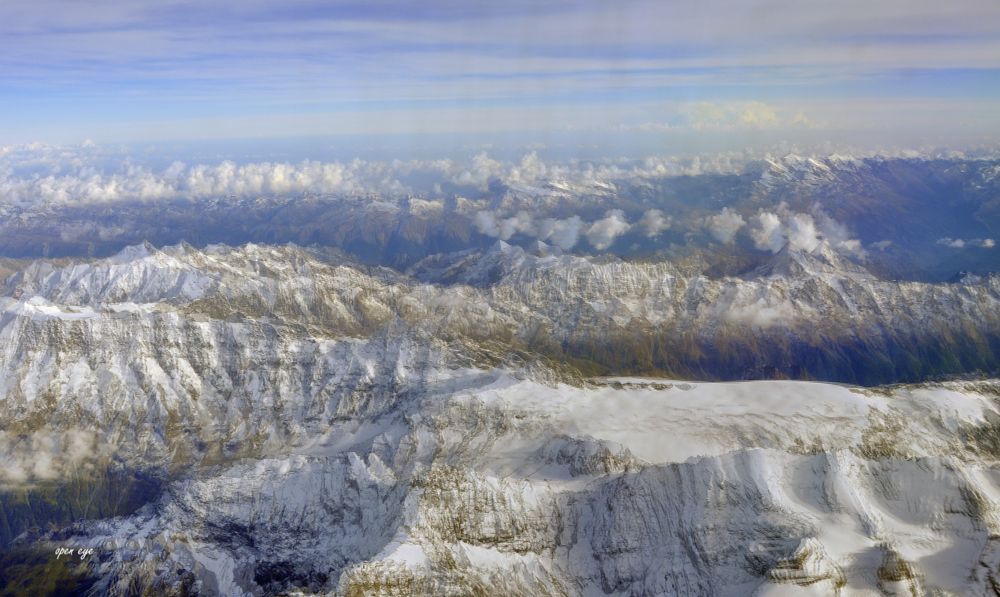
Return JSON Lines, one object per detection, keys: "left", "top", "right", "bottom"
{"left": 0, "top": 0, "right": 998, "bottom": 153}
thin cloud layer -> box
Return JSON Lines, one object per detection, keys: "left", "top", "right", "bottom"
{"left": 679, "top": 102, "right": 813, "bottom": 132}
{"left": 937, "top": 237, "right": 996, "bottom": 249}
{"left": 0, "top": 429, "right": 112, "bottom": 487}
{"left": 1, "top": 0, "right": 998, "bottom": 143}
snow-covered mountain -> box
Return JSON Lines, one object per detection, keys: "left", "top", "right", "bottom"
{"left": 27, "top": 370, "right": 1000, "bottom": 596}
{"left": 3, "top": 239, "right": 998, "bottom": 395}
{"left": 1, "top": 242, "right": 1000, "bottom": 595}
{"left": 412, "top": 239, "right": 1000, "bottom": 383}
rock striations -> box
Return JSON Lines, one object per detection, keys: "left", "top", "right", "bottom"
{"left": 0, "top": 242, "right": 999, "bottom": 595}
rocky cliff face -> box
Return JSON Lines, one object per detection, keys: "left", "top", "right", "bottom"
{"left": 412, "top": 239, "right": 1000, "bottom": 383}
{"left": 43, "top": 375, "right": 1000, "bottom": 596}
{"left": 2, "top": 242, "right": 1000, "bottom": 595}
{"left": 8, "top": 239, "right": 1000, "bottom": 386}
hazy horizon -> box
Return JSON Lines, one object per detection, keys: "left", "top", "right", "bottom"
{"left": 1, "top": 0, "right": 998, "bottom": 152}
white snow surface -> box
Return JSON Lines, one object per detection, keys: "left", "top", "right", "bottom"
{"left": 62, "top": 373, "right": 1000, "bottom": 597}
{"left": 461, "top": 377, "right": 876, "bottom": 463}
{"left": 2, "top": 243, "right": 999, "bottom": 596}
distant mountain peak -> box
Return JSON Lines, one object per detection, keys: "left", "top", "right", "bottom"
{"left": 751, "top": 240, "right": 872, "bottom": 280}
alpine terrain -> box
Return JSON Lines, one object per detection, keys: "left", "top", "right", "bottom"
{"left": 0, "top": 232, "right": 998, "bottom": 596}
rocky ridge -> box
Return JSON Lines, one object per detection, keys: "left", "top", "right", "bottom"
{"left": 1, "top": 242, "right": 1000, "bottom": 595}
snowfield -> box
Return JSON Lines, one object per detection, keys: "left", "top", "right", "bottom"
{"left": 1, "top": 242, "right": 999, "bottom": 596}
{"left": 45, "top": 371, "right": 1000, "bottom": 596}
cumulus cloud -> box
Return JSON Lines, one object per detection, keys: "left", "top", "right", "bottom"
{"left": 474, "top": 207, "right": 629, "bottom": 251}
{"left": 0, "top": 142, "right": 779, "bottom": 208}
{"left": 473, "top": 210, "right": 538, "bottom": 241}
{"left": 538, "top": 216, "right": 584, "bottom": 250}
{"left": 11, "top": 142, "right": 939, "bottom": 212}
{"left": 0, "top": 153, "right": 472, "bottom": 205}
{"left": 473, "top": 211, "right": 503, "bottom": 238}
{"left": 638, "top": 209, "right": 671, "bottom": 238}
{"left": 0, "top": 158, "right": 419, "bottom": 205}
{"left": 474, "top": 210, "right": 586, "bottom": 250}
{"left": 0, "top": 143, "right": 986, "bottom": 228}
{"left": 751, "top": 211, "right": 785, "bottom": 252}
{"left": 586, "top": 209, "right": 631, "bottom": 250}
{"left": 785, "top": 213, "right": 823, "bottom": 253}
{"left": 738, "top": 102, "right": 780, "bottom": 128}
{"left": 750, "top": 205, "right": 864, "bottom": 257}
{"left": 705, "top": 207, "right": 746, "bottom": 244}
{"left": 472, "top": 207, "right": 664, "bottom": 251}
{"left": 506, "top": 151, "right": 548, "bottom": 185}
{"left": 450, "top": 152, "right": 504, "bottom": 189}
{"left": 0, "top": 145, "right": 562, "bottom": 205}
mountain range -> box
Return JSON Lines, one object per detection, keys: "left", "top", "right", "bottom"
{"left": 0, "top": 238, "right": 998, "bottom": 594}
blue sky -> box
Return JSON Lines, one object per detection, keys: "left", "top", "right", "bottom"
{"left": 1, "top": 0, "right": 998, "bottom": 151}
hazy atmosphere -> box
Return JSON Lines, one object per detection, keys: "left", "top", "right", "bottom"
{"left": 1, "top": 0, "right": 998, "bottom": 150}
{"left": 2, "top": 2, "right": 1000, "bottom": 596}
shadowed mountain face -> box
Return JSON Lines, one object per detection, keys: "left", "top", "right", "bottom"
{"left": 0, "top": 241, "right": 997, "bottom": 390}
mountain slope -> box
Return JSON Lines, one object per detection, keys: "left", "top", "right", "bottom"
{"left": 0, "top": 242, "right": 999, "bottom": 595}
{"left": 43, "top": 376, "right": 1000, "bottom": 596}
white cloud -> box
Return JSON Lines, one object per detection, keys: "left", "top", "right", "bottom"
{"left": 475, "top": 208, "right": 624, "bottom": 251}
{"left": 474, "top": 208, "right": 581, "bottom": 249}
{"left": 473, "top": 211, "right": 502, "bottom": 238}
{"left": 725, "top": 299, "right": 798, "bottom": 328}
{"left": 751, "top": 211, "right": 784, "bottom": 252}
{"left": 450, "top": 152, "right": 504, "bottom": 190}
{"left": 502, "top": 211, "right": 538, "bottom": 239}
{"left": 786, "top": 213, "right": 822, "bottom": 253}
{"left": 938, "top": 237, "right": 996, "bottom": 249}
{"left": 538, "top": 216, "right": 584, "bottom": 250}
{"left": 739, "top": 102, "right": 779, "bottom": 128}
{"left": 586, "top": 209, "right": 632, "bottom": 250}
{"left": 638, "top": 209, "right": 671, "bottom": 238}
{"left": 506, "top": 151, "right": 548, "bottom": 185}
{"left": 749, "top": 206, "right": 864, "bottom": 257}
{"left": 938, "top": 238, "right": 967, "bottom": 248}
{"left": 705, "top": 207, "right": 746, "bottom": 244}
{"left": 0, "top": 158, "right": 415, "bottom": 204}
{"left": 0, "top": 142, "right": 924, "bottom": 210}
{"left": 474, "top": 210, "right": 539, "bottom": 241}
{"left": 678, "top": 101, "right": 813, "bottom": 132}
{"left": 0, "top": 429, "right": 111, "bottom": 487}
{"left": 0, "top": 147, "right": 665, "bottom": 205}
